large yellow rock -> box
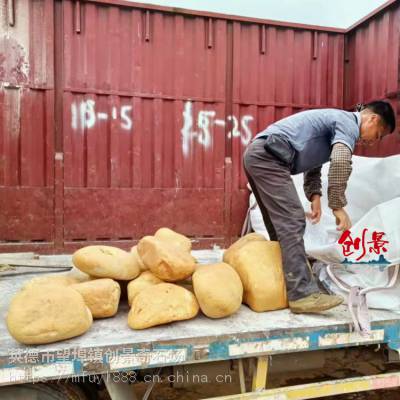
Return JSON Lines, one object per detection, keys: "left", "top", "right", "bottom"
{"left": 72, "top": 246, "right": 141, "bottom": 280}
{"left": 127, "top": 271, "right": 163, "bottom": 306}
{"left": 23, "top": 270, "right": 91, "bottom": 290}
{"left": 130, "top": 245, "right": 147, "bottom": 272}
{"left": 137, "top": 236, "right": 196, "bottom": 282}
{"left": 193, "top": 263, "right": 243, "bottom": 318}
{"left": 223, "top": 233, "right": 266, "bottom": 266}
{"left": 154, "top": 227, "right": 192, "bottom": 252}
{"left": 71, "top": 279, "right": 121, "bottom": 318}
{"left": 6, "top": 285, "right": 92, "bottom": 344}
{"left": 128, "top": 283, "right": 199, "bottom": 329}
{"left": 23, "top": 275, "right": 81, "bottom": 290}
{"left": 229, "top": 241, "right": 288, "bottom": 312}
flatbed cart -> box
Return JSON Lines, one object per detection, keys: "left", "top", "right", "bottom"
{"left": 1, "top": 251, "right": 400, "bottom": 400}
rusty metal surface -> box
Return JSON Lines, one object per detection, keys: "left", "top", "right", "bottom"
{"left": 345, "top": 1, "right": 400, "bottom": 157}
{"left": 0, "top": 0, "right": 55, "bottom": 244}
{"left": 0, "top": 187, "right": 54, "bottom": 241}
{"left": 0, "top": 0, "right": 399, "bottom": 251}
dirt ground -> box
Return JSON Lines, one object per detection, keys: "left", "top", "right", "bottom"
{"left": 127, "top": 346, "right": 400, "bottom": 399}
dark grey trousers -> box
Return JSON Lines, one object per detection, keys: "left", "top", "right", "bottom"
{"left": 243, "top": 138, "right": 319, "bottom": 301}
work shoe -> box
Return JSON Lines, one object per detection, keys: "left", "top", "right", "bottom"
{"left": 289, "top": 293, "right": 344, "bottom": 314}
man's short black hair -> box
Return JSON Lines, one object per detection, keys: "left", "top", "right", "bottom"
{"left": 358, "top": 100, "right": 396, "bottom": 133}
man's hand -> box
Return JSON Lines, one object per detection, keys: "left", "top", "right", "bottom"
{"left": 332, "top": 208, "right": 351, "bottom": 231}
{"left": 306, "top": 194, "right": 322, "bottom": 224}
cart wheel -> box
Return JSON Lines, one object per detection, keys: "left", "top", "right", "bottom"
{"left": 0, "top": 381, "right": 89, "bottom": 400}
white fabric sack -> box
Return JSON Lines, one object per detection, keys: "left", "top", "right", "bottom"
{"left": 249, "top": 193, "right": 270, "bottom": 240}
{"left": 248, "top": 155, "right": 400, "bottom": 265}
{"left": 247, "top": 155, "right": 400, "bottom": 311}
{"left": 317, "top": 263, "right": 400, "bottom": 313}
{"left": 304, "top": 197, "right": 400, "bottom": 265}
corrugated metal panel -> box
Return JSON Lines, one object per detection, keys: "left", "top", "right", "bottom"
{"left": 228, "top": 23, "right": 345, "bottom": 236}
{"left": 61, "top": 1, "right": 228, "bottom": 241}
{"left": 60, "top": 1, "right": 346, "bottom": 243}
{"left": 0, "top": 0, "right": 398, "bottom": 251}
{"left": 87, "top": 0, "right": 347, "bottom": 34}
{"left": 0, "top": 0, "right": 54, "bottom": 242}
{"left": 231, "top": 24, "right": 345, "bottom": 190}
{"left": 345, "top": 2, "right": 400, "bottom": 157}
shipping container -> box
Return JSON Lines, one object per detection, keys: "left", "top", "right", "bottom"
{"left": 0, "top": 0, "right": 399, "bottom": 253}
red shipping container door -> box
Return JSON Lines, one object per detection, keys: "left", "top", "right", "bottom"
{"left": 59, "top": 1, "right": 229, "bottom": 249}
{"left": 229, "top": 22, "right": 344, "bottom": 236}
{"left": 345, "top": 1, "right": 400, "bottom": 156}
{"left": 59, "top": 1, "right": 345, "bottom": 248}
{"left": 0, "top": 0, "right": 55, "bottom": 249}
